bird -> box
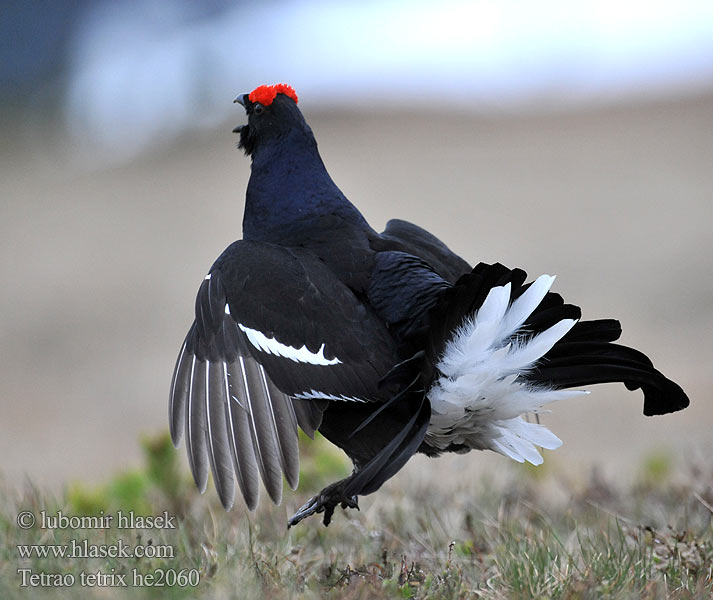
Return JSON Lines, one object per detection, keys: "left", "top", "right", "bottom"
{"left": 169, "top": 83, "right": 689, "bottom": 527}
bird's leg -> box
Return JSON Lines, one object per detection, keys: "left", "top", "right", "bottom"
{"left": 287, "top": 478, "right": 359, "bottom": 528}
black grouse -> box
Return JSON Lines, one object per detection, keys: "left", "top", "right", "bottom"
{"left": 169, "top": 83, "right": 689, "bottom": 527}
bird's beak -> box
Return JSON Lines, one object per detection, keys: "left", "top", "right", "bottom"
{"left": 233, "top": 93, "right": 250, "bottom": 133}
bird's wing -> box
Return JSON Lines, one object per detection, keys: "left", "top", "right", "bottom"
{"left": 377, "top": 218, "right": 471, "bottom": 283}
{"left": 169, "top": 240, "right": 398, "bottom": 510}
{"left": 368, "top": 251, "right": 451, "bottom": 344}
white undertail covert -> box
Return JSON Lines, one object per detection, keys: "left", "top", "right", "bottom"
{"left": 426, "top": 275, "right": 588, "bottom": 465}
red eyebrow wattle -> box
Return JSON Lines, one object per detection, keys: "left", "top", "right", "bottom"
{"left": 248, "top": 84, "right": 298, "bottom": 106}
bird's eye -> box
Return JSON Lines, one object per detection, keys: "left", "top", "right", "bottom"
{"left": 253, "top": 104, "right": 264, "bottom": 115}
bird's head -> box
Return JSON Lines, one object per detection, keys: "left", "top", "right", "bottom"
{"left": 233, "top": 83, "right": 306, "bottom": 157}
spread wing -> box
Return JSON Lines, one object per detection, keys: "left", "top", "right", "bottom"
{"left": 169, "top": 240, "right": 398, "bottom": 510}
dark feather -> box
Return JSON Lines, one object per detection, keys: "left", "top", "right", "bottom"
{"left": 292, "top": 399, "right": 326, "bottom": 439}
{"left": 206, "top": 361, "right": 236, "bottom": 509}
{"left": 234, "top": 351, "right": 284, "bottom": 505}
{"left": 169, "top": 335, "right": 191, "bottom": 446}
{"left": 185, "top": 358, "right": 209, "bottom": 493}
{"left": 265, "top": 375, "right": 300, "bottom": 490}
{"left": 225, "top": 361, "right": 260, "bottom": 509}
{"left": 344, "top": 395, "right": 430, "bottom": 496}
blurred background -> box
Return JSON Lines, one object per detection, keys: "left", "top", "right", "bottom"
{"left": 2, "top": 0, "right": 712, "bottom": 494}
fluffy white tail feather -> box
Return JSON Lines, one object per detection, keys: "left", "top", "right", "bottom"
{"left": 426, "top": 279, "right": 587, "bottom": 465}
{"left": 498, "top": 274, "right": 555, "bottom": 340}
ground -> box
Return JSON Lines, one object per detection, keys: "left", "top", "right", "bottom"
{"left": 2, "top": 433, "right": 712, "bottom": 598}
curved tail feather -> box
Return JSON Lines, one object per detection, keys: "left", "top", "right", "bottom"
{"left": 422, "top": 262, "right": 689, "bottom": 461}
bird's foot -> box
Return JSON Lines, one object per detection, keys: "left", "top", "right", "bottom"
{"left": 287, "top": 480, "right": 359, "bottom": 528}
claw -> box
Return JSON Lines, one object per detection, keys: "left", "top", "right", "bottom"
{"left": 287, "top": 485, "right": 360, "bottom": 528}
{"left": 322, "top": 504, "right": 336, "bottom": 526}
{"left": 341, "top": 495, "right": 359, "bottom": 510}
{"left": 287, "top": 496, "right": 321, "bottom": 528}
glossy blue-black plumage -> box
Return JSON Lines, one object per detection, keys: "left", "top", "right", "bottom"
{"left": 170, "top": 87, "right": 689, "bottom": 526}
{"left": 240, "top": 94, "right": 372, "bottom": 245}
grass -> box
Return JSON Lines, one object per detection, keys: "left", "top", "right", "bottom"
{"left": 2, "top": 433, "right": 712, "bottom": 599}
